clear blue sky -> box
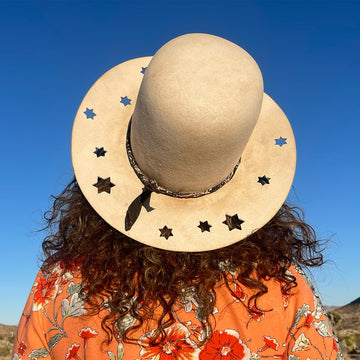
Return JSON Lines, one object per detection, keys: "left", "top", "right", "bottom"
{"left": 1, "top": 0, "right": 359, "bottom": 325}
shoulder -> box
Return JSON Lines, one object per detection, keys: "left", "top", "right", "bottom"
{"left": 287, "top": 264, "right": 325, "bottom": 318}
{"left": 30, "top": 259, "right": 84, "bottom": 312}
{"left": 13, "top": 260, "right": 92, "bottom": 359}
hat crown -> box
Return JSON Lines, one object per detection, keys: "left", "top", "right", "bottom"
{"left": 131, "top": 34, "right": 264, "bottom": 192}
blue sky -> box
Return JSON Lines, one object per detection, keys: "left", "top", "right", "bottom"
{"left": 0, "top": 0, "right": 359, "bottom": 325}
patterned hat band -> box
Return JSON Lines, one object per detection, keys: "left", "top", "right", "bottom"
{"left": 126, "top": 117, "right": 242, "bottom": 199}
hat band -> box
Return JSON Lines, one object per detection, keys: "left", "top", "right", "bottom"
{"left": 126, "top": 118, "right": 241, "bottom": 199}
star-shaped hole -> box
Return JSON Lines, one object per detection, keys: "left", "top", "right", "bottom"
{"left": 198, "top": 221, "right": 212, "bottom": 233}
{"left": 84, "top": 108, "right": 96, "bottom": 119}
{"left": 141, "top": 67, "right": 147, "bottom": 74}
{"left": 93, "top": 177, "right": 115, "bottom": 194}
{"left": 94, "top": 147, "right": 107, "bottom": 157}
{"left": 120, "top": 96, "right": 131, "bottom": 106}
{"left": 223, "top": 214, "right": 244, "bottom": 231}
{"left": 159, "top": 226, "right": 173, "bottom": 240}
{"left": 275, "top": 137, "right": 287, "bottom": 147}
{"left": 258, "top": 175, "right": 270, "bottom": 186}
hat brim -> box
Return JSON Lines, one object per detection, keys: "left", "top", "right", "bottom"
{"left": 72, "top": 57, "right": 296, "bottom": 252}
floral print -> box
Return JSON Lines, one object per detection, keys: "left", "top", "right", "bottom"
{"left": 180, "top": 286, "right": 200, "bottom": 313}
{"left": 32, "top": 271, "right": 59, "bottom": 311}
{"left": 79, "top": 328, "right": 98, "bottom": 359}
{"left": 231, "top": 283, "right": 247, "bottom": 303}
{"left": 247, "top": 305, "right": 265, "bottom": 322}
{"left": 79, "top": 328, "right": 98, "bottom": 346}
{"left": 66, "top": 343, "right": 81, "bottom": 360}
{"left": 199, "top": 329, "right": 251, "bottom": 360}
{"left": 258, "top": 336, "right": 279, "bottom": 352}
{"left": 280, "top": 281, "right": 291, "bottom": 309}
{"left": 292, "top": 333, "right": 310, "bottom": 352}
{"left": 138, "top": 323, "right": 200, "bottom": 359}
{"left": 12, "top": 264, "right": 343, "bottom": 360}
{"left": 17, "top": 341, "right": 27, "bottom": 356}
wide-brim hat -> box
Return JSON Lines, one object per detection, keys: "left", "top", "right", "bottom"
{"left": 72, "top": 33, "right": 296, "bottom": 252}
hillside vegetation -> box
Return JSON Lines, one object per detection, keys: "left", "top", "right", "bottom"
{"left": 328, "top": 297, "right": 360, "bottom": 360}
{"left": 0, "top": 324, "right": 17, "bottom": 360}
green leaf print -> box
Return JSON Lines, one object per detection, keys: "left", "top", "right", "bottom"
{"left": 67, "top": 281, "right": 83, "bottom": 296}
{"left": 292, "top": 304, "right": 310, "bottom": 329}
{"left": 106, "top": 341, "right": 124, "bottom": 360}
{"left": 28, "top": 347, "right": 50, "bottom": 358}
{"left": 314, "top": 320, "right": 332, "bottom": 337}
{"left": 288, "top": 354, "right": 300, "bottom": 360}
{"left": 107, "top": 351, "right": 116, "bottom": 360}
{"left": 117, "top": 340, "right": 124, "bottom": 360}
{"left": 47, "top": 333, "right": 64, "bottom": 350}
{"left": 61, "top": 293, "right": 87, "bottom": 319}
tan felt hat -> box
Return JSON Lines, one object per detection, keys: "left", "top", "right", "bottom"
{"left": 71, "top": 33, "right": 296, "bottom": 252}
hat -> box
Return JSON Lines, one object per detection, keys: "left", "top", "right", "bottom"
{"left": 71, "top": 33, "right": 296, "bottom": 252}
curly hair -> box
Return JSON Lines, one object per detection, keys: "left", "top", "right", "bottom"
{"left": 42, "top": 178, "right": 325, "bottom": 345}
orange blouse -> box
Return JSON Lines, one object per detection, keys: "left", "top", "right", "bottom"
{"left": 13, "top": 263, "right": 343, "bottom": 360}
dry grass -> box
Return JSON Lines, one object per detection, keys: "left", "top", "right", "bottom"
{"left": 0, "top": 324, "right": 16, "bottom": 360}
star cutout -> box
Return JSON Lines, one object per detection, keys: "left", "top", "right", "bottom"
{"left": 84, "top": 108, "right": 96, "bottom": 119}
{"left": 258, "top": 175, "right": 270, "bottom": 186}
{"left": 93, "top": 177, "right": 115, "bottom": 194}
{"left": 198, "top": 221, "right": 212, "bottom": 232}
{"left": 275, "top": 137, "right": 287, "bottom": 147}
{"left": 94, "top": 147, "right": 107, "bottom": 157}
{"left": 159, "top": 226, "right": 173, "bottom": 240}
{"left": 120, "top": 96, "right": 131, "bottom": 106}
{"left": 223, "top": 214, "right": 244, "bottom": 231}
{"left": 141, "top": 67, "right": 147, "bottom": 74}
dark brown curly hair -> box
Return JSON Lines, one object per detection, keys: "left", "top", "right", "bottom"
{"left": 41, "top": 178, "right": 325, "bottom": 345}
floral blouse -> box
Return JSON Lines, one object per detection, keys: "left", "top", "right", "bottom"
{"left": 13, "top": 262, "right": 343, "bottom": 360}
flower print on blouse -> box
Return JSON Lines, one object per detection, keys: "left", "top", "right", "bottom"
{"left": 13, "top": 263, "right": 343, "bottom": 360}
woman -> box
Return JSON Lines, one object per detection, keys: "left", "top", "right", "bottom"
{"left": 13, "top": 33, "right": 342, "bottom": 360}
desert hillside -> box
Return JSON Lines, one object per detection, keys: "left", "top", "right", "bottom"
{"left": 0, "top": 324, "right": 17, "bottom": 360}
{"left": 328, "top": 297, "right": 360, "bottom": 360}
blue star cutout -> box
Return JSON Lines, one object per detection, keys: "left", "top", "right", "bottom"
{"left": 84, "top": 108, "right": 96, "bottom": 119}
{"left": 120, "top": 96, "right": 131, "bottom": 106}
{"left": 94, "top": 147, "right": 107, "bottom": 157}
{"left": 258, "top": 175, "right": 270, "bottom": 186}
{"left": 275, "top": 137, "right": 287, "bottom": 147}
{"left": 141, "top": 67, "right": 147, "bottom": 74}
